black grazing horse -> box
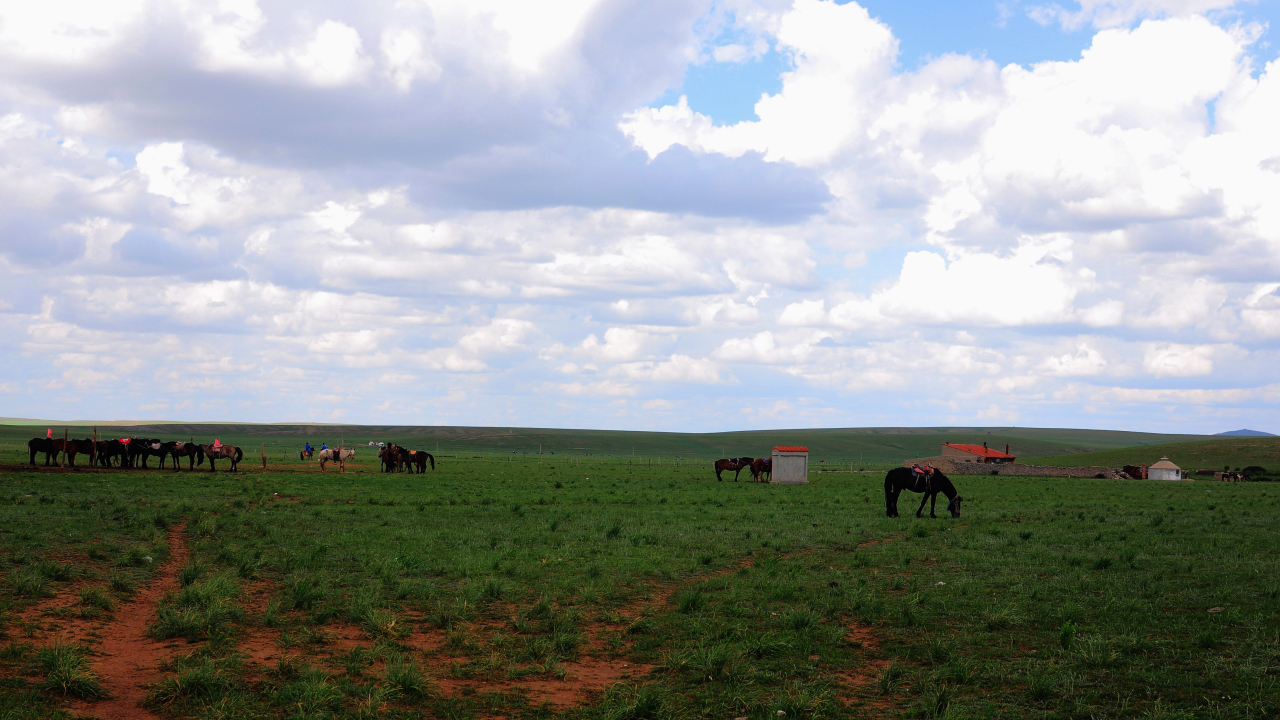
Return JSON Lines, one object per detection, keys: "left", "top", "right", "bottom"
{"left": 884, "top": 466, "right": 963, "bottom": 519}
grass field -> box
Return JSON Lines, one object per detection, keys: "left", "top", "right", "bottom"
{"left": 0, "top": 422, "right": 1223, "bottom": 470}
{"left": 2, "top": 434, "right": 1277, "bottom": 719}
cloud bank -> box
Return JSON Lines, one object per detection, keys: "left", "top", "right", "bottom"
{"left": 0, "top": 0, "right": 1277, "bottom": 432}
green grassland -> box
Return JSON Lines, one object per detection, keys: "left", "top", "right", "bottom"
{"left": 1, "top": 446, "right": 1277, "bottom": 719}
{"left": 1024, "top": 438, "right": 1280, "bottom": 476}
{"left": 0, "top": 422, "right": 1221, "bottom": 470}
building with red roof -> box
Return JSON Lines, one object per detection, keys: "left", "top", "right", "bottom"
{"left": 941, "top": 442, "right": 1016, "bottom": 464}
{"left": 771, "top": 445, "right": 810, "bottom": 484}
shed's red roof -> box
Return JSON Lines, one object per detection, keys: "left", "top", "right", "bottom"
{"left": 944, "top": 442, "right": 1014, "bottom": 459}
{"left": 774, "top": 446, "right": 809, "bottom": 452}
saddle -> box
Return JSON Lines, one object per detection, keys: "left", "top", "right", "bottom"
{"left": 911, "top": 465, "right": 934, "bottom": 492}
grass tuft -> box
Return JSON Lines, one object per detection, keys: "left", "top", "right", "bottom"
{"left": 37, "top": 643, "right": 107, "bottom": 699}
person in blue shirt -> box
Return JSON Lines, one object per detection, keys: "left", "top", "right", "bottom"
{"left": 321, "top": 443, "right": 327, "bottom": 451}
{"left": 305, "top": 443, "right": 312, "bottom": 454}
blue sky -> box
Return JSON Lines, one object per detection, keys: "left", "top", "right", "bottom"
{"left": 0, "top": 0, "right": 1278, "bottom": 434}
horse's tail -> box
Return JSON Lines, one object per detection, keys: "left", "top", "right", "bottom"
{"left": 427, "top": 452, "right": 435, "bottom": 471}
{"left": 234, "top": 447, "right": 243, "bottom": 463}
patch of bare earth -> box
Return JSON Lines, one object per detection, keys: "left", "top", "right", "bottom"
{"left": 66, "top": 522, "right": 191, "bottom": 720}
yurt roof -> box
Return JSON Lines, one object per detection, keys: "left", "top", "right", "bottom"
{"left": 1149, "top": 457, "right": 1181, "bottom": 470}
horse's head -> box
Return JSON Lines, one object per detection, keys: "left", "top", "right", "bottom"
{"left": 947, "top": 495, "right": 964, "bottom": 518}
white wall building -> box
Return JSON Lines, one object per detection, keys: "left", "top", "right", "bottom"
{"left": 771, "top": 446, "right": 809, "bottom": 484}
{"left": 1148, "top": 457, "right": 1183, "bottom": 481}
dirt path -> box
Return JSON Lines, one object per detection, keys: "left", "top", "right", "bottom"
{"left": 71, "top": 523, "right": 190, "bottom": 720}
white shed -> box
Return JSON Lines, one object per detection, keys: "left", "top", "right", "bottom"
{"left": 771, "top": 446, "right": 809, "bottom": 484}
{"left": 1148, "top": 457, "right": 1183, "bottom": 481}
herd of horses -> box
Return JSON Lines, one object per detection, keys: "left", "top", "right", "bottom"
{"left": 26, "top": 436, "right": 245, "bottom": 471}
{"left": 712, "top": 456, "right": 773, "bottom": 482}
{"left": 377, "top": 444, "right": 435, "bottom": 473}
{"left": 26, "top": 434, "right": 960, "bottom": 519}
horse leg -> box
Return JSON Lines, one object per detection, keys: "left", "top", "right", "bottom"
{"left": 915, "top": 492, "right": 929, "bottom": 518}
{"left": 929, "top": 493, "right": 938, "bottom": 519}
{"left": 885, "top": 487, "right": 897, "bottom": 517}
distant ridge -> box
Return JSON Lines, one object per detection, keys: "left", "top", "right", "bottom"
{"left": 1215, "top": 429, "right": 1277, "bottom": 437}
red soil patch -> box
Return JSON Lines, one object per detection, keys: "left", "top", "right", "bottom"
{"left": 66, "top": 523, "right": 191, "bottom": 720}
{"left": 436, "top": 657, "right": 654, "bottom": 708}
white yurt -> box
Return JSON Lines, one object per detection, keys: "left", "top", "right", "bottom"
{"left": 1148, "top": 457, "right": 1183, "bottom": 481}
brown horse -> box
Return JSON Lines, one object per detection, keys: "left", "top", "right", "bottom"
{"left": 714, "top": 457, "right": 753, "bottom": 481}
{"left": 384, "top": 444, "right": 414, "bottom": 472}
{"left": 93, "top": 440, "right": 127, "bottom": 467}
{"left": 198, "top": 444, "right": 243, "bottom": 472}
{"left": 318, "top": 447, "right": 355, "bottom": 470}
{"left": 750, "top": 457, "right": 772, "bottom": 482}
{"left": 51, "top": 438, "right": 94, "bottom": 467}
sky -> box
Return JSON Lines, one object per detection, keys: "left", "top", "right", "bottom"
{"left": 1, "top": 0, "right": 1279, "bottom": 434}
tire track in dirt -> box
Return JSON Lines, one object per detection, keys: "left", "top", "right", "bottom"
{"left": 70, "top": 522, "right": 190, "bottom": 720}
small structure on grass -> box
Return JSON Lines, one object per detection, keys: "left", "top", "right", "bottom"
{"left": 771, "top": 446, "right": 809, "bottom": 484}
{"left": 1148, "top": 457, "right": 1183, "bottom": 481}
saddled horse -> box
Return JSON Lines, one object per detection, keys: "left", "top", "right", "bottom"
{"left": 198, "top": 444, "right": 243, "bottom": 472}
{"left": 714, "top": 457, "right": 753, "bottom": 481}
{"left": 884, "top": 466, "right": 963, "bottom": 519}
{"left": 127, "top": 438, "right": 166, "bottom": 468}
{"left": 163, "top": 441, "right": 202, "bottom": 471}
{"left": 318, "top": 447, "right": 355, "bottom": 471}
{"left": 300, "top": 448, "right": 313, "bottom": 461}
{"left": 408, "top": 450, "right": 435, "bottom": 473}
{"left": 28, "top": 438, "right": 55, "bottom": 466}
{"left": 750, "top": 457, "right": 772, "bottom": 482}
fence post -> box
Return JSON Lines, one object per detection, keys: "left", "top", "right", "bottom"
{"left": 261, "top": 443, "right": 266, "bottom": 470}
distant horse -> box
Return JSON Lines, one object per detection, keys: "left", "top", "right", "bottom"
{"left": 385, "top": 445, "right": 415, "bottom": 473}
{"left": 94, "top": 440, "right": 127, "bottom": 467}
{"left": 198, "top": 444, "right": 243, "bottom": 472}
{"left": 128, "top": 439, "right": 165, "bottom": 468}
{"left": 51, "top": 438, "right": 94, "bottom": 467}
{"left": 409, "top": 450, "right": 435, "bottom": 473}
{"left": 750, "top": 457, "right": 772, "bottom": 482}
{"left": 378, "top": 446, "right": 396, "bottom": 472}
{"left": 714, "top": 457, "right": 752, "bottom": 481}
{"left": 318, "top": 447, "right": 355, "bottom": 471}
{"left": 28, "top": 438, "right": 55, "bottom": 466}
{"left": 300, "top": 448, "right": 313, "bottom": 461}
{"left": 164, "top": 442, "right": 202, "bottom": 471}
{"left": 884, "top": 466, "right": 963, "bottom": 519}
